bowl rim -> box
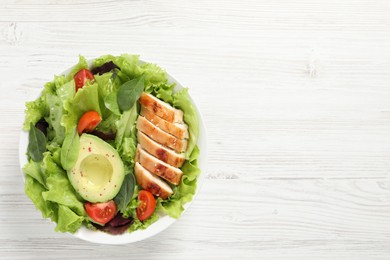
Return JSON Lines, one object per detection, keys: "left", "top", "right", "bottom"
{"left": 18, "top": 56, "right": 207, "bottom": 244}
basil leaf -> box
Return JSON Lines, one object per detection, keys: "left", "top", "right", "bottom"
{"left": 117, "top": 75, "right": 145, "bottom": 112}
{"left": 60, "top": 127, "right": 80, "bottom": 170}
{"left": 114, "top": 173, "right": 136, "bottom": 213}
{"left": 28, "top": 123, "right": 47, "bottom": 162}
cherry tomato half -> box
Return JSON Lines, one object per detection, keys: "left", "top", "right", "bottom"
{"left": 136, "top": 190, "right": 156, "bottom": 221}
{"left": 77, "top": 110, "right": 102, "bottom": 135}
{"left": 74, "top": 68, "right": 94, "bottom": 91}
{"left": 85, "top": 200, "right": 117, "bottom": 225}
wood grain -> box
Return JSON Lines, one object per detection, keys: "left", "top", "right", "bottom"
{"left": 1, "top": 0, "right": 390, "bottom": 259}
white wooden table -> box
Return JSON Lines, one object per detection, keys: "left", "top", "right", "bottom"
{"left": 1, "top": 0, "right": 390, "bottom": 259}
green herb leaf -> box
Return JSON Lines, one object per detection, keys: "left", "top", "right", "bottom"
{"left": 60, "top": 127, "right": 80, "bottom": 170}
{"left": 114, "top": 173, "right": 136, "bottom": 213}
{"left": 28, "top": 123, "right": 47, "bottom": 162}
{"left": 117, "top": 75, "right": 145, "bottom": 112}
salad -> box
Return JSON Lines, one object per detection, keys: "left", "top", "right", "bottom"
{"left": 22, "top": 54, "right": 200, "bottom": 235}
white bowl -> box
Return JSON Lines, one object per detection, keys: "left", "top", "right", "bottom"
{"left": 19, "top": 58, "right": 207, "bottom": 244}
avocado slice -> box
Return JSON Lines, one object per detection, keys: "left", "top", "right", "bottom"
{"left": 68, "top": 134, "right": 125, "bottom": 203}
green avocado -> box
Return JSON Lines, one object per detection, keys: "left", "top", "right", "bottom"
{"left": 68, "top": 134, "right": 125, "bottom": 203}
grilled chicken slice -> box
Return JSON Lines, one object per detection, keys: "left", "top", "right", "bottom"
{"left": 134, "top": 162, "right": 173, "bottom": 199}
{"left": 138, "top": 92, "right": 183, "bottom": 123}
{"left": 136, "top": 144, "right": 183, "bottom": 185}
{"left": 137, "top": 131, "right": 185, "bottom": 168}
{"left": 140, "top": 106, "right": 189, "bottom": 140}
{"left": 137, "top": 116, "right": 188, "bottom": 153}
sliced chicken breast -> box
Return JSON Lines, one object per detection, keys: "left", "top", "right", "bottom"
{"left": 136, "top": 145, "right": 183, "bottom": 185}
{"left": 134, "top": 162, "right": 173, "bottom": 199}
{"left": 137, "top": 116, "right": 188, "bottom": 153}
{"left": 138, "top": 92, "right": 183, "bottom": 123}
{"left": 140, "top": 106, "right": 189, "bottom": 140}
{"left": 137, "top": 131, "right": 185, "bottom": 168}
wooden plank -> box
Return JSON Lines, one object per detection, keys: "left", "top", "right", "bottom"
{"left": 1, "top": 180, "right": 390, "bottom": 258}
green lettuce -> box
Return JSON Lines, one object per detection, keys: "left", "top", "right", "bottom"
{"left": 45, "top": 93, "right": 66, "bottom": 144}
{"left": 94, "top": 72, "right": 122, "bottom": 118}
{"left": 144, "top": 82, "right": 175, "bottom": 103}
{"left": 25, "top": 175, "right": 57, "bottom": 221}
{"left": 115, "top": 105, "right": 138, "bottom": 173}
{"left": 96, "top": 113, "right": 120, "bottom": 134}
{"left": 23, "top": 95, "right": 48, "bottom": 130}
{"left": 24, "top": 74, "right": 74, "bottom": 131}
{"left": 115, "top": 105, "right": 138, "bottom": 150}
{"left": 129, "top": 212, "right": 159, "bottom": 231}
{"left": 42, "top": 169, "right": 84, "bottom": 216}
{"left": 92, "top": 54, "right": 168, "bottom": 87}
{"left": 23, "top": 160, "right": 45, "bottom": 187}
{"left": 121, "top": 186, "right": 159, "bottom": 231}
{"left": 156, "top": 146, "right": 200, "bottom": 218}
{"left": 140, "top": 62, "right": 168, "bottom": 87}
{"left": 92, "top": 54, "right": 117, "bottom": 68}
{"left": 62, "top": 81, "right": 101, "bottom": 131}
{"left": 23, "top": 149, "right": 86, "bottom": 233}
{"left": 56, "top": 205, "right": 84, "bottom": 233}
{"left": 173, "top": 88, "right": 199, "bottom": 158}
{"left": 66, "top": 55, "right": 88, "bottom": 81}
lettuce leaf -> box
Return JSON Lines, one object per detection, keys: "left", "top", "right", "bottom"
{"left": 173, "top": 88, "right": 199, "bottom": 158}
{"left": 45, "top": 93, "right": 66, "bottom": 144}
{"left": 42, "top": 171, "right": 84, "bottom": 216}
{"left": 144, "top": 82, "right": 175, "bottom": 103}
{"left": 41, "top": 151, "right": 64, "bottom": 178}
{"left": 92, "top": 54, "right": 117, "bottom": 68}
{"left": 94, "top": 72, "right": 121, "bottom": 118}
{"left": 121, "top": 137, "right": 137, "bottom": 167}
{"left": 24, "top": 150, "right": 86, "bottom": 233}
{"left": 115, "top": 105, "right": 138, "bottom": 174}
{"left": 56, "top": 80, "right": 75, "bottom": 103}
{"left": 23, "top": 74, "right": 74, "bottom": 132}
{"left": 121, "top": 186, "right": 159, "bottom": 232}
{"left": 23, "top": 96, "right": 48, "bottom": 130}
{"left": 157, "top": 146, "right": 200, "bottom": 218}
{"left": 62, "top": 81, "right": 101, "bottom": 131}
{"left": 23, "top": 160, "right": 46, "bottom": 187}
{"left": 114, "top": 54, "right": 142, "bottom": 80}
{"left": 55, "top": 205, "right": 84, "bottom": 233}
{"left": 140, "top": 63, "right": 168, "bottom": 87}
{"left": 115, "top": 105, "right": 138, "bottom": 150}
{"left": 128, "top": 212, "right": 159, "bottom": 232}
{"left": 66, "top": 55, "right": 88, "bottom": 81}
{"left": 96, "top": 113, "right": 120, "bottom": 134}
{"left": 25, "top": 175, "right": 57, "bottom": 221}
{"left": 47, "top": 142, "right": 61, "bottom": 166}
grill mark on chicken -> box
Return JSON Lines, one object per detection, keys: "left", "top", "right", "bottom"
{"left": 136, "top": 144, "right": 182, "bottom": 185}
{"left": 139, "top": 92, "right": 183, "bottom": 123}
{"left": 137, "top": 131, "right": 185, "bottom": 168}
{"left": 135, "top": 162, "right": 173, "bottom": 199}
{"left": 137, "top": 116, "right": 188, "bottom": 153}
{"left": 156, "top": 148, "right": 168, "bottom": 162}
{"left": 140, "top": 106, "right": 189, "bottom": 139}
{"left": 152, "top": 102, "right": 160, "bottom": 113}
{"left": 146, "top": 182, "right": 162, "bottom": 196}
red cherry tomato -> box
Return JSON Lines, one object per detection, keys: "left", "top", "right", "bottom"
{"left": 85, "top": 200, "right": 117, "bottom": 225}
{"left": 136, "top": 190, "right": 156, "bottom": 221}
{"left": 77, "top": 111, "right": 102, "bottom": 135}
{"left": 74, "top": 68, "right": 94, "bottom": 91}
